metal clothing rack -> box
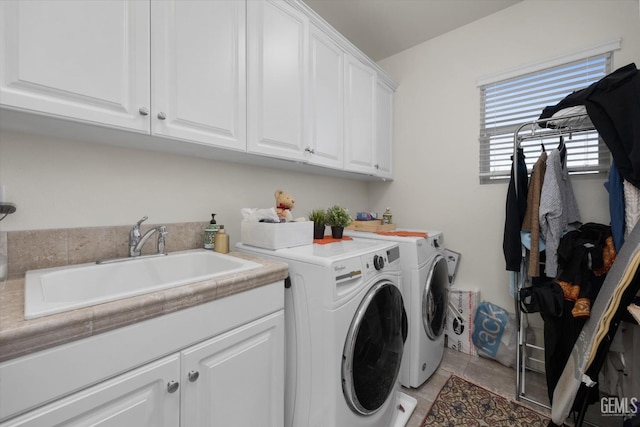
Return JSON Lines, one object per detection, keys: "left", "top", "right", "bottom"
{"left": 511, "top": 111, "right": 598, "bottom": 215}
{"left": 511, "top": 113, "right": 599, "bottom": 412}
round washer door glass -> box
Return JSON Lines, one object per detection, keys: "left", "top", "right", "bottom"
{"left": 422, "top": 254, "right": 449, "bottom": 340}
{"left": 342, "top": 281, "right": 406, "bottom": 415}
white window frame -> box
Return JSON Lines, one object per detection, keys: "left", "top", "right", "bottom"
{"left": 478, "top": 40, "right": 621, "bottom": 184}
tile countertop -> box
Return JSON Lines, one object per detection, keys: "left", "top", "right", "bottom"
{"left": 0, "top": 252, "right": 288, "bottom": 363}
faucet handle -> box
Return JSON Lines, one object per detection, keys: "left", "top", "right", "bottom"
{"left": 135, "top": 216, "right": 148, "bottom": 227}
{"left": 130, "top": 216, "right": 148, "bottom": 245}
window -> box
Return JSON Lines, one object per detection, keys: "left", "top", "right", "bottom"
{"left": 479, "top": 53, "right": 612, "bottom": 183}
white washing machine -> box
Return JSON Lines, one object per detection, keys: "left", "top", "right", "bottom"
{"left": 236, "top": 239, "right": 417, "bottom": 427}
{"left": 345, "top": 229, "right": 449, "bottom": 388}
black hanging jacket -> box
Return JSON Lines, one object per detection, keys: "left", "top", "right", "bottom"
{"left": 539, "top": 63, "right": 640, "bottom": 187}
{"left": 503, "top": 148, "right": 528, "bottom": 271}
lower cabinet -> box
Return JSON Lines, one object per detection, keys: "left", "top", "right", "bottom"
{"left": 1, "top": 355, "right": 181, "bottom": 427}
{"left": 0, "top": 311, "right": 284, "bottom": 427}
{"left": 180, "top": 311, "right": 284, "bottom": 426}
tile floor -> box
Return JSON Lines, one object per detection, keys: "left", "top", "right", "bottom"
{"left": 402, "top": 348, "right": 623, "bottom": 427}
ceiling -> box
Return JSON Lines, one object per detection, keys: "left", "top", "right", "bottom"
{"left": 303, "top": 0, "right": 523, "bottom": 62}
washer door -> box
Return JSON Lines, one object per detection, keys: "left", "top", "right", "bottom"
{"left": 422, "top": 254, "right": 449, "bottom": 340}
{"left": 342, "top": 281, "right": 407, "bottom": 415}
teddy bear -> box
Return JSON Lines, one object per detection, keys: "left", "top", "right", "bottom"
{"left": 275, "top": 189, "right": 295, "bottom": 222}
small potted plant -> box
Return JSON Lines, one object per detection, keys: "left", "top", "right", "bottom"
{"left": 308, "top": 209, "right": 326, "bottom": 239}
{"left": 325, "top": 205, "right": 352, "bottom": 239}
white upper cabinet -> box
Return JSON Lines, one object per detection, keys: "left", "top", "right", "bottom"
{"left": 344, "top": 55, "right": 377, "bottom": 175}
{"left": 375, "top": 81, "right": 394, "bottom": 179}
{"left": 0, "top": 0, "right": 395, "bottom": 180}
{"left": 306, "top": 24, "right": 344, "bottom": 169}
{"left": 151, "top": 0, "right": 246, "bottom": 150}
{"left": 0, "top": 0, "right": 246, "bottom": 149}
{"left": 247, "top": 0, "right": 307, "bottom": 161}
{"left": 0, "top": 0, "right": 150, "bottom": 132}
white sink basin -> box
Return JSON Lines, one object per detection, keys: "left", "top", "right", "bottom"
{"left": 24, "top": 250, "right": 261, "bottom": 319}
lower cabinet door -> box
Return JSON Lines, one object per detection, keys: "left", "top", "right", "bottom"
{"left": 180, "top": 311, "right": 285, "bottom": 427}
{"left": 0, "top": 355, "right": 180, "bottom": 427}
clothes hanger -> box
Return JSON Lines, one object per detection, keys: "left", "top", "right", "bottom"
{"left": 559, "top": 135, "right": 567, "bottom": 167}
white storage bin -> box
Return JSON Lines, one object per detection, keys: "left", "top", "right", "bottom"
{"left": 240, "top": 220, "right": 313, "bottom": 249}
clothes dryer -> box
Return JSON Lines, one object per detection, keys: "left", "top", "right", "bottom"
{"left": 345, "top": 230, "right": 449, "bottom": 388}
{"left": 236, "top": 239, "right": 416, "bottom": 427}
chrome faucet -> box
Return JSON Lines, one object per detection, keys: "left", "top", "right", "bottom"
{"left": 96, "top": 217, "right": 168, "bottom": 264}
{"left": 129, "top": 216, "right": 168, "bottom": 257}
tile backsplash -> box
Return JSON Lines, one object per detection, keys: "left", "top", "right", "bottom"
{"left": 6, "top": 222, "right": 208, "bottom": 276}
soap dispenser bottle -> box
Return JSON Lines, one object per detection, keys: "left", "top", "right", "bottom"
{"left": 204, "top": 213, "right": 220, "bottom": 250}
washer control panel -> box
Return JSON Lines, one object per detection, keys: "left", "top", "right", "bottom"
{"left": 362, "top": 246, "right": 400, "bottom": 275}
{"left": 387, "top": 246, "right": 400, "bottom": 263}
{"left": 373, "top": 254, "right": 385, "bottom": 270}
{"left": 332, "top": 244, "right": 400, "bottom": 299}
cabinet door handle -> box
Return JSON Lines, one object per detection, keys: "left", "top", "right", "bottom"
{"left": 167, "top": 380, "right": 180, "bottom": 393}
{"left": 374, "top": 164, "right": 379, "bottom": 169}
{"left": 188, "top": 370, "right": 200, "bottom": 382}
{"left": 157, "top": 112, "right": 167, "bottom": 120}
{"left": 305, "top": 147, "right": 315, "bottom": 154}
{"left": 139, "top": 107, "right": 149, "bottom": 116}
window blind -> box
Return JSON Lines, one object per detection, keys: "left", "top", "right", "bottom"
{"left": 479, "top": 53, "right": 612, "bottom": 183}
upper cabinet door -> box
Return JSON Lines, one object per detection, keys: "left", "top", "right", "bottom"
{"left": 247, "top": 0, "right": 307, "bottom": 161}
{"left": 306, "top": 25, "right": 344, "bottom": 169}
{"left": 344, "top": 55, "right": 377, "bottom": 174}
{"left": 375, "top": 82, "right": 394, "bottom": 179}
{"left": 0, "top": 0, "right": 150, "bottom": 132}
{"left": 151, "top": 0, "right": 246, "bottom": 151}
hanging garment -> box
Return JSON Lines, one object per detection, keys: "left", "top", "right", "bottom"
{"left": 541, "top": 223, "right": 615, "bottom": 420}
{"left": 542, "top": 299, "right": 588, "bottom": 403}
{"left": 549, "top": 228, "right": 640, "bottom": 426}
{"left": 585, "top": 64, "right": 640, "bottom": 187}
{"left": 522, "top": 151, "right": 547, "bottom": 277}
{"left": 543, "top": 224, "right": 613, "bottom": 412}
{"left": 539, "top": 149, "right": 581, "bottom": 277}
{"left": 556, "top": 223, "right": 614, "bottom": 318}
{"left": 604, "top": 160, "right": 625, "bottom": 252}
{"left": 557, "top": 224, "right": 613, "bottom": 284}
{"left": 519, "top": 280, "right": 563, "bottom": 317}
{"left": 503, "top": 148, "right": 528, "bottom": 271}
{"left": 540, "top": 63, "right": 640, "bottom": 187}
{"left": 624, "top": 180, "right": 640, "bottom": 239}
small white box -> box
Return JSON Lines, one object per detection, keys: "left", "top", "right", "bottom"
{"left": 445, "top": 287, "right": 480, "bottom": 356}
{"left": 240, "top": 220, "right": 313, "bottom": 250}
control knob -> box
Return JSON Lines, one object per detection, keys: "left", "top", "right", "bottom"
{"left": 373, "top": 255, "right": 385, "bottom": 270}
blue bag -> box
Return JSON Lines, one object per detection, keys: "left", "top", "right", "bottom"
{"left": 472, "top": 301, "right": 517, "bottom": 367}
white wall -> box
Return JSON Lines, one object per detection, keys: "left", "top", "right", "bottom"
{"left": 374, "top": 0, "right": 640, "bottom": 311}
{"left": 0, "top": 131, "right": 369, "bottom": 248}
